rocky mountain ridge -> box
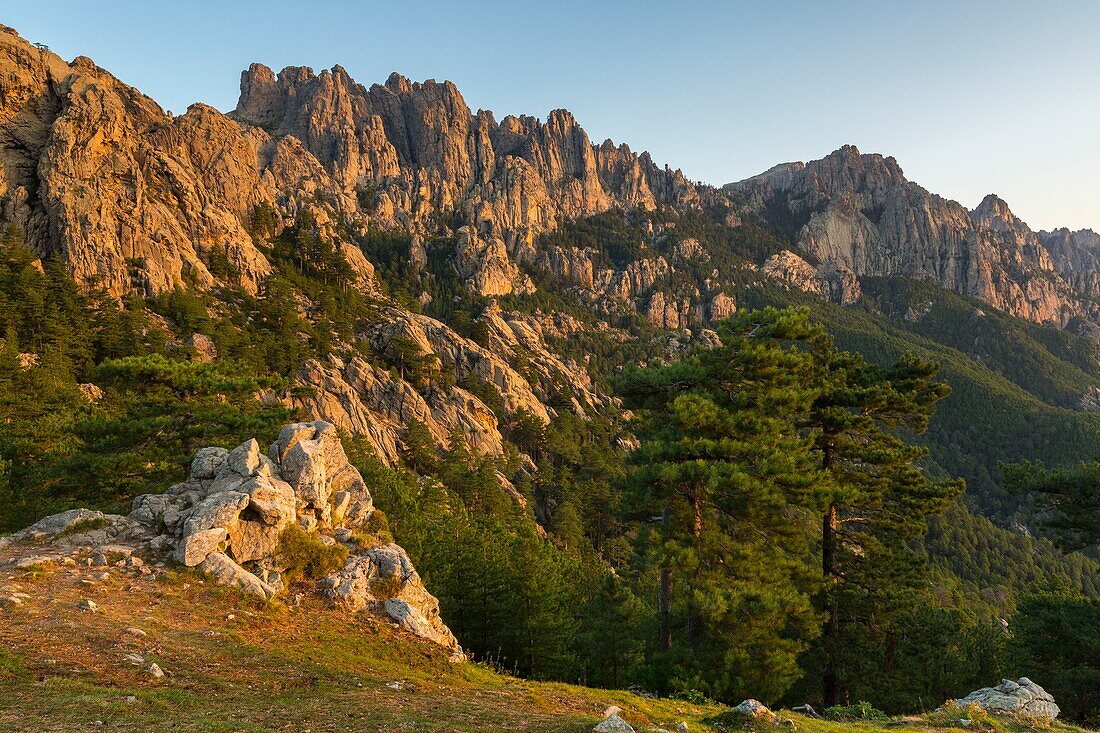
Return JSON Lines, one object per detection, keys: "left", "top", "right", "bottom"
{"left": 4, "top": 23, "right": 1099, "bottom": 335}
{"left": 726, "top": 146, "right": 1100, "bottom": 331}
{"left": 5, "top": 22, "right": 1100, "bottom": 474}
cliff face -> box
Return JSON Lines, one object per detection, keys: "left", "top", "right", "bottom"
{"left": 0, "top": 28, "right": 287, "bottom": 296}
{"left": 230, "top": 63, "right": 701, "bottom": 295}
{"left": 726, "top": 146, "right": 1097, "bottom": 328}
{"left": 0, "top": 26, "right": 699, "bottom": 300}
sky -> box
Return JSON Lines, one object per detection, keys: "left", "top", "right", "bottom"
{"left": 3, "top": 0, "right": 1098, "bottom": 231}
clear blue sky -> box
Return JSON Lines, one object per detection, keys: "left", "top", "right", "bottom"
{"left": 4, "top": 0, "right": 1098, "bottom": 231}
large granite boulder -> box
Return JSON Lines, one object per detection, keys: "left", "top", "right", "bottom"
{"left": 956, "top": 678, "right": 1060, "bottom": 720}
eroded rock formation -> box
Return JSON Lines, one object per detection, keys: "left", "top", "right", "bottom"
{"left": 0, "top": 421, "right": 463, "bottom": 658}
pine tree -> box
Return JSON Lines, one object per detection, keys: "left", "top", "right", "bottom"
{"left": 577, "top": 574, "right": 646, "bottom": 688}
{"left": 802, "top": 332, "right": 963, "bottom": 706}
{"left": 401, "top": 418, "right": 440, "bottom": 474}
{"left": 617, "top": 307, "right": 824, "bottom": 702}
{"left": 1003, "top": 460, "right": 1100, "bottom": 552}
{"left": 52, "top": 355, "right": 295, "bottom": 506}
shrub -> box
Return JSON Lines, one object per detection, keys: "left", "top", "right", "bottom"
{"left": 824, "top": 701, "right": 889, "bottom": 722}
{"left": 276, "top": 524, "right": 348, "bottom": 585}
{"left": 369, "top": 574, "right": 405, "bottom": 600}
{"left": 350, "top": 509, "right": 393, "bottom": 548}
{"left": 922, "top": 701, "right": 1011, "bottom": 732}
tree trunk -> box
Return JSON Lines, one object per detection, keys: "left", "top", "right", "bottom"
{"left": 659, "top": 503, "right": 672, "bottom": 654}
{"left": 658, "top": 563, "right": 672, "bottom": 653}
{"left": 692, "top": 487, "right": 703, "bottom": 539}
{"left": 822, "top": 502, "right": 840, "bottom": 707}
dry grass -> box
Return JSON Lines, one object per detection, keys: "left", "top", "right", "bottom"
{"left": 0, "top": 549, "right": 1094, "bottom": 733}
{"left": 0, "top": 552, "right": 717, "bottom": 732}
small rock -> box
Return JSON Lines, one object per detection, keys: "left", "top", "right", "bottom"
{"left": 594, "top": 714, "right": 635, "bottom": 733}
{"left": 77, "top": 599, "right": 99, "bottom": 613}
{"left": 386, "top": 680, "right": 403, "bottom": 690}
{"left": 147, "top": 662, "right": 165, "bottom": 679}
{"left": 1, "top": 595, "right": 23, "bottom": 607}
{"left": 124, "top": 627, "right": 147, "bottom": 638}
{"left": 731, "top": 700, "right": 774, "bottom": 719}
{"left": 677, "top": 723, "right": 689, "bottom": 733}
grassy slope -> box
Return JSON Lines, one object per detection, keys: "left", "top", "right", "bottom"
{"left": 0, "top": 555, "right": 1093, "bottom": 733}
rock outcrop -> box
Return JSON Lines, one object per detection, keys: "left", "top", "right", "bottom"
{"left": 285, "top": 302, "right": 611, "bottom": 466}
{"left": 956, "top": 678, "right": 1060, "bottom": 720}
{"left": 759, "top": 250, "right": 861, "bottom": 305}
{"left": 727, "top": 146, "right": 1096, "bottom": 330}
{"left": 0, "top": 421, "right": 463, "bottom": 658}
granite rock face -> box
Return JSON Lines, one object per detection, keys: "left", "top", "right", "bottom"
{"left": 286, "top": 302, "right": 609, "bottom": 466}
{"left": 0, "top": 24, "right": 706, "bottom": 309}
{"left": 727, "top": 146, "right": 1098, "bottom": 330}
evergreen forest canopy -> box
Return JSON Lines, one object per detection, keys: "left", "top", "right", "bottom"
{"left": 1, "top": 203, "right": 1099, "bottom": 724}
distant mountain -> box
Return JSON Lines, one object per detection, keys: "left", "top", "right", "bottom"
{"left": 726, "top": 147, "right": 1100, "bottom": 332}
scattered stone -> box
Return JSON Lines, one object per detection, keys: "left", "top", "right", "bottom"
{"left": 186, "top": 333, "right": 217, "bottom": 363}
{"left": 676, "top": 723, "right": 689, "bottom": 733}
{"left": 77, "top": 383, "right": 104, "bottom": 402}
{"left": 1, "top": 595, "right": 23, "bottom": 607}
{"left": 13, "top": 555, "right": 50, "bottom": 569}
{"left": 731, "top": 700, "right": 775, "bottom": 719}
{"left": 125, "top": 653, "right": 145, "bottom": 665}
{"left": 124, "top": 627, "right": 147, "bottom": 638}
{"left": 386, "top": 680, "right": 403, "bottom": 690}
{"left": 77, "top": 599, "right": 98, "bottom": 613}
{"left": 791, "top": 704, "right": 820, "bottom": 719}
{"left": 956, "top": 677, "right": 1060, "bottom": 720}
{"left": 147, "top": 662, "right": 165, "bottom": 679}
{"left": 594, "top": 714, "right": 635, "bottom": 733}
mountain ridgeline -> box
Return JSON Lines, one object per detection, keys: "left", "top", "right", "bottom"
{"left": 2, "top": 23, "right": 1100, "bottom": 720}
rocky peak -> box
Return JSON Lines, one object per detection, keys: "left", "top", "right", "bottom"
{"left": 972, "top": 194, "right": 1024, "bottom": 233}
